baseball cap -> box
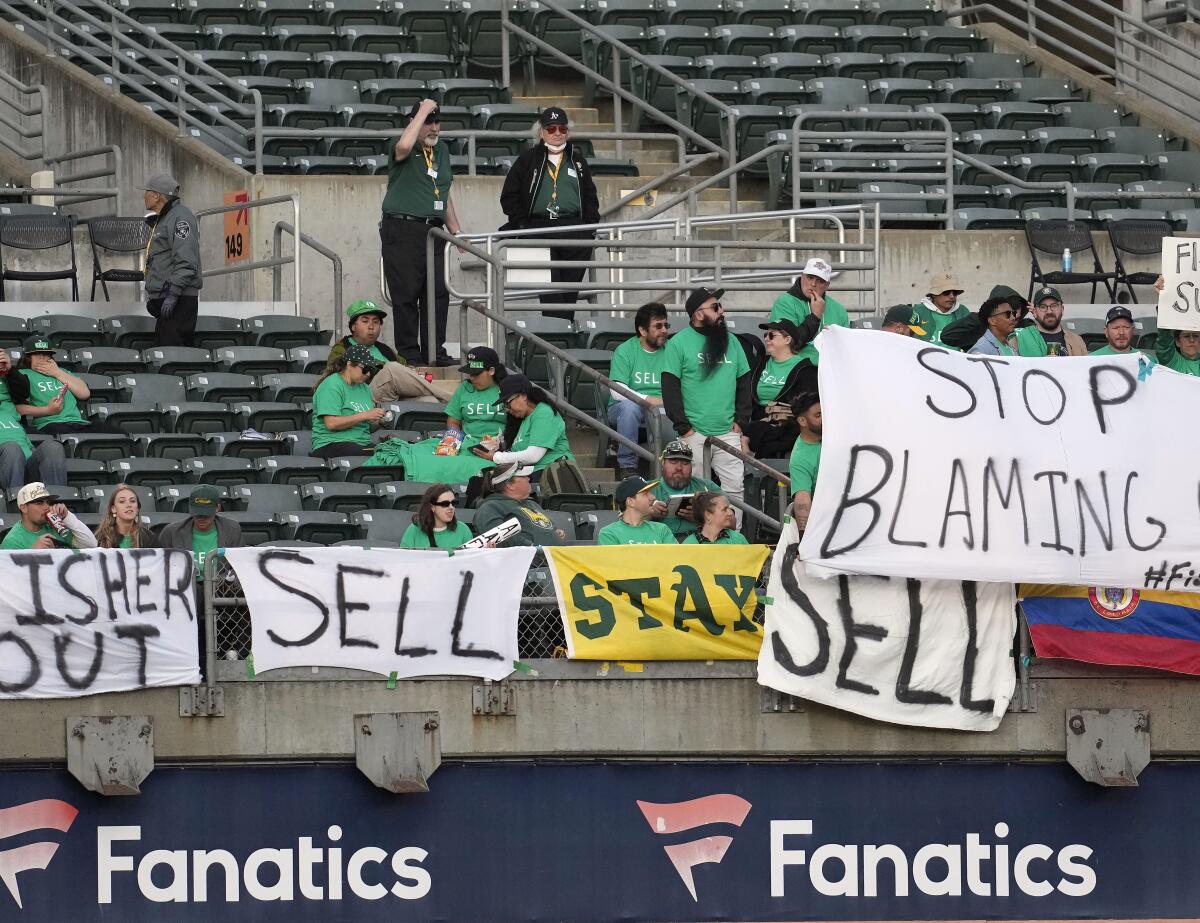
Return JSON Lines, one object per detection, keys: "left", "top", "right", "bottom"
{"left": 491, "top": 462, "right": 536, "bottom": 485}
{"left": 459, "top": 346, "right": 500, "bottom": 374}
{"left": 883, "top": 304, "right": 926, "bottom": 335}
{"left": 1105, "top": 305, "right": 1134, "bottom": 325}
{"left": 759, "top": 319, "right": 802, "bottom": 340}
{"left": 346, "top": 298, "right": 387, "bottom": 323}
{"left": 661, "top": 438, "right": 693, "bottom": 461}
{"left": 140, "top": 173, "right": 179, "bottom": 197}
{"left": 684, "top": 286, "right": 725, "bottom": 316}
{"left": 1034, "top": 286, "right": 1063, "bottom": 306}
{"left": 495, "top": 373, "right": 533, "bottom": 406}
{"left": 17, "top": 482, "right": 58, "bottom": 507}
{"left": 614, "top": 475, "right": 657, "bottom": 510}
{"left": 188, "top": 485, "right": 221, "bottom": 516}
{"left": 927, "top": 271, "right": 963, "bottom": 296}
{"left": 22, "top": 336, "right": 56, "bottom": 355}
{"left": 801, "top": 257, "right": 832, "bottom": 283}
{"left": 539, "top": 106, "right": 568, "bottom": 126}
{"left": 406, "top": 101, "right": 440, "bottom": 122}
{"left": 344, "top": 341, "right": 383, "bottom": 370}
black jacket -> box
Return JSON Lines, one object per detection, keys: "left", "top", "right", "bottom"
{"left": 0, "top": 368, "right": 30, "bottom": 404}
{"left": 498, "top": 141, "right": 600, "bottom": 231}
{"left": 749, "top": 351, "right": 818, "bottom": 418}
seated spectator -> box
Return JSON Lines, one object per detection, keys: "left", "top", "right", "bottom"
{"left": 1092, "top": 306, "right": 1141, "bottom": 356}
{"left": 1153, "top": 275, "right": 1200, "bottom": 375}
{"left": 158, "top": 485, "right": 242, "bottom": 580}
{"left": 768, "top": 257, "right": 849, "bottom": 365}
{"left": 607, "top": 302, "right": 670, "bottom": 479}
{"left": 647, "top": 439, "right": 720, "bottom": 540}
{"left": 912, "top": 272, "right": 968, "bottom": 345}
{"left": 941, "top": 284, "right": 1030, "bottom": 351}
{"left": 597, "top": 476, "right": 677, "bottom": 545}
{"left": 446, "top": 346, "right": 508, "bottom": 439}
{"left": 880, "top": 304, "right": 926, "bottom": 337}
{"left": 311, "top": 343, "right": 386, "bottom": 459}
{"left": 399, "top": 482, "right": 474, "bottom": 549}
{"left": 0, "top": 348, "right": 66, "bottom": 494}
{"left": 744, "top": 319, "right": 816, "bottom": 457}
{"left": 473, "top": 463, "right": 565, "bottom": 547}
{"left": 968, "top": 297, "right": 1018, "bottom": 357}
{"left": 789, "top": 393, "right": 822, "bottom": 530}
{"left": 682, "top": 491, "right": 748, "bottom": 545}
{"left": 0, "top": 481, "right": 97, "bottom": 550}
{"left": 16, "top": 337, "right": 124, "bottom": 434}
{"left": 94, "top": 483, "right": 158, "bottom": 549}
{"left": 1012, "top": 287, "right": 1087, "bottom": 357}
{"left": 474, "top": 374, "right": 575, "bottom": 475}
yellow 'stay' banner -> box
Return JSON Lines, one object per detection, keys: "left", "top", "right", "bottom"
{"left": 546, "top": 545, "right": 771, "bottom": 660}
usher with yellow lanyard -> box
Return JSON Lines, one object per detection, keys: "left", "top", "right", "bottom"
{"left": 532, "top": 153, "right": 581, "bottom": 220}
{"left": 381, "top": 139, "right": 453, "bottom": 221}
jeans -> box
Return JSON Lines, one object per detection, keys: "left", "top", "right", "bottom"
{"left": 606, "top": 399, "right": 646, "bottom": 469}
{"left": 682, "top": 429, "right": 744, "bottom": 524}
{"left": 0, "top": 439, "right": 67, "bottom": 493}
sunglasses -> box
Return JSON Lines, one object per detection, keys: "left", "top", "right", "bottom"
{"left": 543, "top": 124, "right": 568, "bottom": 134}
{"left": 431, "top": 499, "right": 457, "bottom": 508}
{"left": 763, "top": 330, "right": 784, "bottom": 339}
{"left": 994, "top": 310, "right": 1017, "bottom": 318}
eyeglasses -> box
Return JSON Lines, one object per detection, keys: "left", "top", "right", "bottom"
{"left": 431, "top": 499, "right": 457, "bottom": 508}
{"left": 543, "top": 124, "right": 568, "bottom": 134}
{"left": 708, "top": 301, "right": 723, "bottom": 311}
{"left": 503, "top": 395, "right": 521, "bottom": 406}
{"left": 1036, "top": 300, "right": 1063, "bottom": 309}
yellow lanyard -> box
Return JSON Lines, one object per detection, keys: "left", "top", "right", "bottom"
{"left": 423, "top": 145, "right": 440, "bottom": 200}
{"left": 546, "top": 156, "right": 562, "bottom": 202}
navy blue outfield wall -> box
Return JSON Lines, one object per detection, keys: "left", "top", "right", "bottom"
{"left": 1, "top": 760, "right": 1196, "bottom": 921}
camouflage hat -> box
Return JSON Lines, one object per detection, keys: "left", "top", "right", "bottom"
{"left": 661, "top": 438, "right": 693, "bottom": 461}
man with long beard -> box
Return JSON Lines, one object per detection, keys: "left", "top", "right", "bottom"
{"left": 661, "top": 287, "right": 752, "bottom": 515}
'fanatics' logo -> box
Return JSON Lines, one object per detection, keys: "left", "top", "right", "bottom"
{"left": 636, "top": 794, "right": 751, "bottom": 901}
{"left": 0, "top": 799, "right": 79, "bottom": 909}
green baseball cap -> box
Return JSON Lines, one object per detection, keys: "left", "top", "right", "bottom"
{"left": 189, "top": 484, "right": 221, "bottom": 516}
{"left": 346, "top": 299, "right": 387, "bottom": 323}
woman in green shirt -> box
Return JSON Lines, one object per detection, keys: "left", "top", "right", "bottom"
{"left": 16, "top": 338, "right": 124, "bottom": 434}
{"left": 399, "top": 483, "right": 474, "bottom": 550}
{"left": 744, "top": 320, "right": 816, "bottom": 458}
{"left": 311, "top": 342, "right": 387, "bottom": 458}
{"left": 474, "top": 374, "right": 574, "bottom": 476}
{"left": 95, "top": 483, "right": 158, "bottom": 549}
{"left": 682, "top": 491, "right": 749, "bottom": 545}
{"left": 446, "top": 346, "right": 508, "bottom": 439}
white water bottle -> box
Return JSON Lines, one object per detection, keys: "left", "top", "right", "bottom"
{"left": 1062, "top": 247, "right": 1072, "bottom": 273}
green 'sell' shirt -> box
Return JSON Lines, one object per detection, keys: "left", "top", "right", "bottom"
{"left": 399, "top": 521, "right": 474, "bottom": 550}
{"left": 20, "top": 369, "right": 86, "bottom": 429}
{"left": 0, "top": 381, "right": 32, "bottom": 459}
{"left": 511, "top": 402, "right": 573, "bottom": 471}
{"left": 756, "top": 354, "right": 803, "bottom": 404}
{"left": 648, "top": 475, "right": 720, "bottom": 536}
{"left": 192, "top": 527, "right": 219, "bottom": 581}
{"left": 596, "top": 517, "right": 677, "bottom": 545}
{"left": 661, "top": 326, "right": 750, "bottom": 435}
{"left": 609, "top": 337, "right": 666, "bottom": 403}
{"left": 682, "top": 529, "right": 748, "bottom": 545}
{"left": 312, "top": 374, "right": 375, "bottom": 450}
{"left": 789, "top": 437, "right": 822, "bottom": 496}
{"left": 1156, "top": 329, "right": 1200, "bottom": 376}
{"left": 769, "top": 291, "right": 849, "bottom": 365}
{"left": 446, "top": 380, "right": 505, "bottom": 439}
{"left": 382, "top": 139, "right": 452, "bottom": 220}
{"left": 912, "top": 302, "right": 970, "bottom": 346}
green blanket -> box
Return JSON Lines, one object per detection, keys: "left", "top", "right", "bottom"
{"left": 367, "top": 436, "right": 495, "bottom": 483}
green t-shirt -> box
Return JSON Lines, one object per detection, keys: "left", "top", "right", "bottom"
{"left": 0, "top": 384, "right": 32, "bottom": 459}
{"left": 530, "top": 154, "right": 582, "bottom": 218}
{"left": 609, "top": 337, "right": 666, "bottom": 403}
{"left": 473, "top": 495, "right": 563, "bottom": 547}
{"left": 1156, "top": 329, "right": 1200, "bottom": 375}
{"left": 1012, "top": 326, "right": 1070, "bottom": 358}
{"left": 661, "top": 326, "right": 750, "bottom": 435}
{"left": 768, "top": 290, "right": 850, "bottom": 365}
{"left": 445, "top": 381, "right": 504, "bottom": 439}
{"left": 399, "top": 520, "right": 474, "bottom": 550}
{"left": 597, "top": 517, "right": 677, "bottom": 545}
{"left": 789, "top": 437, "right": 822, "bottom": 496}
{"left": 756, "top": 355, "right": 804, "bottom": 404}
{"left": 682, "top": 529, "right": 749, "bottom": 545}
{"left": 511, "top": 402, "right": 573, "bottom": 471}
{"left": 312, "top": 374, "right": 375, "bottom": 450}
{"left": 0, "top": 521, "right": 73, "bottom": 550}
{"left": 119, "top": 533, "right": 133, "bottom": 549}
{"left": 912, "top": 303, "right": 970, "bottom": 346}
{"left": 192, "top": 527, "right": 219, "bottom": 581}
{"left": 648, "top": 475, "right": 720, "bottom": 536}
{"left": 19, "top": 369, "right": 87, "bottom": 429}
{"left": 381, "top": 139, "right": 452, "bottom": 220}
{"left": 1091, "top": 344, "right": 1149, "bottom": 360}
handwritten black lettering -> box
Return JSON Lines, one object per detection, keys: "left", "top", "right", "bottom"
{"left": 835, "top": 575, "right": 886, "bottom": 695}
{"left": 0, "top": 630, "right": 40, "bottom": 693}
{"left": 965, "top": 354, "right": 1010, "bottom": 419}
{"left": 259, "top": 551, "right": 329, "bottom": 647}
{"left": 1021, "top": 368, "right": 1066, "bottom": 425}
{"left": 1088, "top": 364, "right": 1136, "bottom": 435}
{"left": 895, "top": 579, "right": 953, "bottom": 706}
{"left": 113, "top": 624, "right": 160, "bottom": 687}
{"left": 918, "top": 348, "right": 977, "bottom": 418}
{"left": 1033, "top": 470, "right": 1074, "bottom": 554}
{"left": 773, "top": 543, "right": 830, "bottom": 676}
{"left": 11, "top": 553, "right": 61, "bottom": 626}
{"left": 1125, "top": 471, "right": 1166, "bottom": 552}
{"left": 938, "top": 458, "right": 975, "bottom": 550}
{"left": 981, "top": 457, "right": 1030, "bottom": 552}
{"left": 1075, "top": 473, "right": 1114, "bottom": 557}
{"left": 58, "top": 554, "right": 99, "bottom": 625}
{"left": 451, "top": 570, "right": 502, "bottom": 660}
{"left": 821, "top": 444, "right": 894, "bottom": 559}
{"left": 394, "top": 577, "right": 434, "bottom": 657}
{"left": 958, "top": 582, "right": 994, "bottom": 714}
{"left": 336, "top": 563, "right": 383, "bottom": 650}
{"left": 888, "top": 449, "right": 927, "bottom": 548}
{"left": 53, "top": 630, "right": 105, "bottom": 690}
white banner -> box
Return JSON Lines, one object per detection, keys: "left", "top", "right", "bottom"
{"left": 226, "top": 546, "right": 537, "bottom": 679}
{"left": 0, "top": 548, "right": 199, "bottom": 699}
{"left": 1158, "top": 237, "right": 1200, "bottom": 332}
{"left": 799, "top": 327, "right": 1200, "bottom": 592}
{"left": 760, "top": 522, "right": 1016, "bottom": 731}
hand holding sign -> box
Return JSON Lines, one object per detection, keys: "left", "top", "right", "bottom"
{"left": 1158, "top": 239, "right": 1200, "bottom": 331}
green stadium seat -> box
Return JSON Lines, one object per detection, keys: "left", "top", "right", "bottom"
{"left": 106, "top": 458, "right": 181, "bottom": 490}
{"left": 301, "top": 481, "right": 376, "bottom": 514}
{"left": 887, "top": 51, "right": 957, "bottom": 81}
{"left": 351, "top": 508, "right": 415, "bottom": 542}
{"left": 1081, "top": 153, "right": 1152, "bottom": 185}
{"left": 714, "top": 24, "right": 780, "bottom": 57}
{"left": 232, "top": 401, "right": 309, "bottom": 432}
{"left": 88, "top": 402, "right": 165, "bottom": 434}
{"left": 280, "top": 510, "right": 356, "bottom": 543}
{"left": 382, "top": 52, "right": 459, "bottom": 80}
{"left": 392, "top": 0, "right": 459, "bottom": 57}
{"left": 104, "top": 315, "right": 158, "bottom": 351}
{"left": 843, "top": 24, "right": 909, "bottom": 54}
{"left": 1051, "top": 101, "right": 1125, "bottom": 131}
{"left": 731, "top": 0, "right": 794, "bottom": 28}
{"left": 759, "top": 51, "right": 824, "bottom": 80}
{"left": 143, "top": 346, "right": 217, "bottom": 377}
{"left": 155, "top": 483, "right": 231, "bottom": 513}
{"left": 983, "top": 102, "right": 1055, "bottom": 132}
{"left": 255, "top": 455, "right": 330, "bottom": 486}
{"left": 215, "top": 345, "right": 291, "bottom": 376}
{"left": 696, "top": 53, "right": 760, "bottom": 81}
{"left": 1007, "top": 77, "right": 1078, "bottom": 104}
{"left": 134, "top": 433, "right": 209, "bottom": 462}
{"left": 952, "top": 207, "right": 1023, "bottom": 229}
{"left": 430, "top": 78, "right": 510, "bottom": 107}
{"left": 28, "top": 314, "right": 104, "bottom": 350}
{"left": 918, "top": 102, "right": 985, "bottom": 132}
{"left": 206, "top": 24, "right": 270, "bottom": 51}
{"left": 232, "top": 482, "right": 303, "bottom": 511}
{"left": 911, "top": 25, "right": 981, "bottom": 54}
{"left": 163, "top": 401, "right": 238, "bottom": 435}
{"left": 186, "top": 372, "right": 262, "bottom": 403}
{"left": 868, "top": 77, "right": 935, "bottom": 105}
{"left": 936, "top": 77, "right": 1007, "bottom": 105}
{"left": 962, "top": 129, "right": 1033, "bottom": 157}
{"left": 205, "top": 431, "right": 288, "bottom": 459}
{"left": 61, "top": 432, "right": 136, "bottom": 463}
{"left": 194, "top": 315, "right": 250, "bottom": 349}
{"left": 340, "top": 24, "right": 412, "bottom": 54}
{"left": 957, "top": 52, "right": 1026, "bottom": 79}
{"left": 798, "top": 0, "right": 867, "bottom": 28}
{"left": 775, "top": 24, "right": 843, "bottom": 55}
{"left": 63, "top": 458, "right": 111, "bottom": 491}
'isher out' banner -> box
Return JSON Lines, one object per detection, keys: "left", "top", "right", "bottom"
{"left": 546, "top": 545, "right": 771, "bottom": 659}
{"left": 800, "top": 327, "right": 1200, "bottom": 592}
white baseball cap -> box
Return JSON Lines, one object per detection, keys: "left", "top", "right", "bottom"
{"left": 17, "top": 482, "right": 58, "bottom": 507}
{"left": 801, "top": 257, "right": 832, "bottom": 282}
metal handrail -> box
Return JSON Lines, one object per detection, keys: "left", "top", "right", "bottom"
{"left": 273, "top": 221, "right": 343, "bottom": 333}
{"left": 196, "top": 194, "right": 301, "bottom": 312}
{"left": 0, "top": 69, "right": 45, "bottom": 160}
{"left": 703, "top": 437, "right": 787, "bottom": 533}
{"left": 43, "top": 145, "right": 125, "bottom": 213}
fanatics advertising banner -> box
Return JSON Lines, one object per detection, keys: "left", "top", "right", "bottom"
{"left": 759, "top": 522, "right": 1017, "bottom": 731}
{"left": 799, "top": 327, "right": 1200, "bottom": 592}
{"left": 0, "top": 549, "right": 199, "bottom": 699}
{"left": 546, "top": 544, "right": 771, "bottom": 660}
{"left": 224, "top": 546, "right": 536, "bottom": 680}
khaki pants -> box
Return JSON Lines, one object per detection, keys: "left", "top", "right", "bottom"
{"left": 370, "top": 361, "right": 458, "bottom": 404}
{"left": 683, "top": 430, "right": 744, "bottom": 524}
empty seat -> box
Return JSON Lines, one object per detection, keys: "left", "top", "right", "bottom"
{"left": 88, "top": 402, "right": 165, "bottom": 434}
{"left": 329, "top": 455, "right": 409, "bottom": 484}
{"left": 911, "top": 25, "right": 982, "bottom": 55}
{"left": 206, "top": 23, "right": 271, "bottom": 51}
{"left": 760, "top": 52, "right": 824, "bottom": 80}
{"left": 937, "top": 77, "right": 1007, "bottom": 105}
{"left": 232, "top": 482, "right": 303, "bottom": 511}
{"left": 1013, "top": 153, "right": 1082, "bottom": 184}
{"left": 301, "top": 481, "right": 376, "bottom": 513}
{"left": 352, "top": 508, "right": 414, "bottom": 542}
{"left": 984, "top": 101, "right": 1055, "bottom": 132}
{"left": 1007, "top": 77, "right": 1077, "bottom": 104}
{"left": 376, "top": 481, "right": 438, "bottom": 510}
{"left": 28, "top": 314, "right": 104, "bottom": 350}
{"left": 1107, "top": 217, "right": 1174, "bottom": 301}
{"left": 806, "top": 75, "right": 870, "bottom": 106}
{"left": 61, "top": 432, "right": 136, "bottom": 463}
{"left": 962, "top": 129, "right": 1033, "bottom": 157}
{"left": 696, "top": 53, "right": 760, "bottom": 81}
{"left": 0, "top": 213, "right": 79, "bottom": 300}
{"left": 869, "top": 77, "right": 935, "bottom": 105}
{"left": 429, "top": 77, "right": 509, "bottom": 108}
{"left": 279, "top": 510, "right": 357, "bottom": 543}
{"left": 86, "top": 217, "right": 150, "bottom": 301}
{"left": 163, "top": 400, "right": 238, "bottom": 434}
{"left": 714, "top": 24, "right": 780, "bottom": 57}
{"left": 259, "top": 372, "right": 317, "bottom": 403}
{"left": 341, "top": 24, "right": 413, "bottom": 54}
{"left": 843, "top": 24, "right": 909, "bottom": 55}
{"left": 957, "top": 51, "right": 1025, "bottom": 79}
{"left": 798, "top": 0, "right": 868, "bottom": 28}
{"left": 255, "top": 454, "right": 330, "bottom": 486}
{"left": 1024, "top": 218, "right": 1117, "bottom": 301}
{"left": 194, "top": 315, "right": 250, "bottom": 349}
{"left": 183, "top": 456, "right": 257, "bottom": 487}
{"left": 287, "top": 344, "right": 329, "bottom": 374}
{"left": 775, "top": 24, "right": 842, "bottom": 56}
{"left": 1155, "top": 150, "right": 1200, "bottom": 183}
{"left": 232, "top": 400, "right": 309, "bottom": 431}
{"left": 116, "top": 372, "right": 188, "bottom": 404}
{"left": 104, "top": 314, "right": 158, "bottom": 351}
{"left": 75, "top": 372, "right": 121, "bottom": 403}
{"left": 382, "top": 52, "right": 458, "bottom": 80}
{"left": 952, "top": 207, "right": 1023, "bottom": 229}
{"left": 144, "top": 346, "right": 216, "bottom": 376}
{"left": 107, "top": 458, "right": 181, "bottom": 489}
{"left": 242, "top": 314, "right": 323, "bottom": 349}
{"left": 732, "top": 0, "right": 795, "bottom": 28}
{"left": 392, "top": 0, "right": 459, "bottom": 56}
{"left": 63, "top": 458, "right": 110, "bottom": 491}
{"left": 134, "top": 432, "right": 208, "bottom": 462}
{"left": 271, "top": 24, "right": 341, "bottom": 52}
{"left": 649, "top": 24, "right": 719, "bottom": 57}
{"left": 317, "top": 51, "right": 390, "bottom": 82}
{"left": 255, "top": 0, "right": 325, "bottom": 28}
{"left": 1102, "top": 126, "right": 1169, "bottom": 156}
{"left": 592, "top": 0, "right": 659, "bottom": 28}
{"left": 917, "top": 101, "right": 984, "bottom": 131}
{"left": 205, "top": 430, "right": 287, "bottom": 459}
{"left": 887, "top": 51, "right": 957, "bottom": 81}
{"left": 252, "top": 50, "right": 316, "bottom": 79}
{"left": 741, "top": 76, "right": 810, "bottom": 107}
{"left": 1052, "top": 101, "right": 1125, "bottom": 131}
{"left": 826, "top": 51, "right": 888, "bottom": 81}
{"left": 1081, "top": 153, "right": 1152, "bottom": 185}
{"left": 187, "top": 371, "right": 262, "bottom": 402}
{"left": 1030, "top": 126, "right": 1101, "bottom": 156}
{"left": 216, "top": 345, "right": 291, "bottom": 376}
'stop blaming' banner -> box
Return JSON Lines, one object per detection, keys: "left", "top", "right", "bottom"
{"left": 799, "top": 327, "right": 1198, "bottom": 592}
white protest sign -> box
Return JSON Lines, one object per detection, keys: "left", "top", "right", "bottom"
{"left": 760, "top": 522, "right": 1016, "bottom": 731}
{"left": 225, "top": 546, "right": 537, "bottom": 679}
{"left": 799, "top": 327, "right": 1200, "bottom": 592}
{"left": 1158, "top": 237, "right": 1200, "bottom": 332}
{"left": 0, "top": 548, "right": 199, "bottom": 699}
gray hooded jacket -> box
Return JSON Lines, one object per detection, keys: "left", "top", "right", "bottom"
{"left": 144, "top": 198, "right": 203, "bottom": 298}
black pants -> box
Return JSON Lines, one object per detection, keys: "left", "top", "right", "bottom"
{"left": 523, "top": 218, "right": 595, "bottom": 322}
{"left": 148, "top": 295, "right": 199, "bottom": 347}
{"left": 380, "top": 216, "right": 448, "bottom": 362}
{"left": 313, "top": 441, "right": 374, "bottom": 459}
{"left": 40, "top": 421, "right": 126, "bottom": 435}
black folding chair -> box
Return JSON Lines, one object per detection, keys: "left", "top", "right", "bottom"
{"left": 0, "top": 213, "right": 79, "bottom": 301}
{"left": 1023, "top": 218, "right": 1117, "bottom": 302}
{"left": 1107, "top": 218, "right": 1173, "bottom": 303}
{"left": 87, "top": 216, "right": 151, "bottom": 301}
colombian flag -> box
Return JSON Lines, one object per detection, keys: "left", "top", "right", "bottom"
{"left": 1020, "top": 584, "right": 1200, "bottom": 676}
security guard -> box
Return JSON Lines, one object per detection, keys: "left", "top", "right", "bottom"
{"left": 142, "top": 173, "right": 202, "bottom": 347}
